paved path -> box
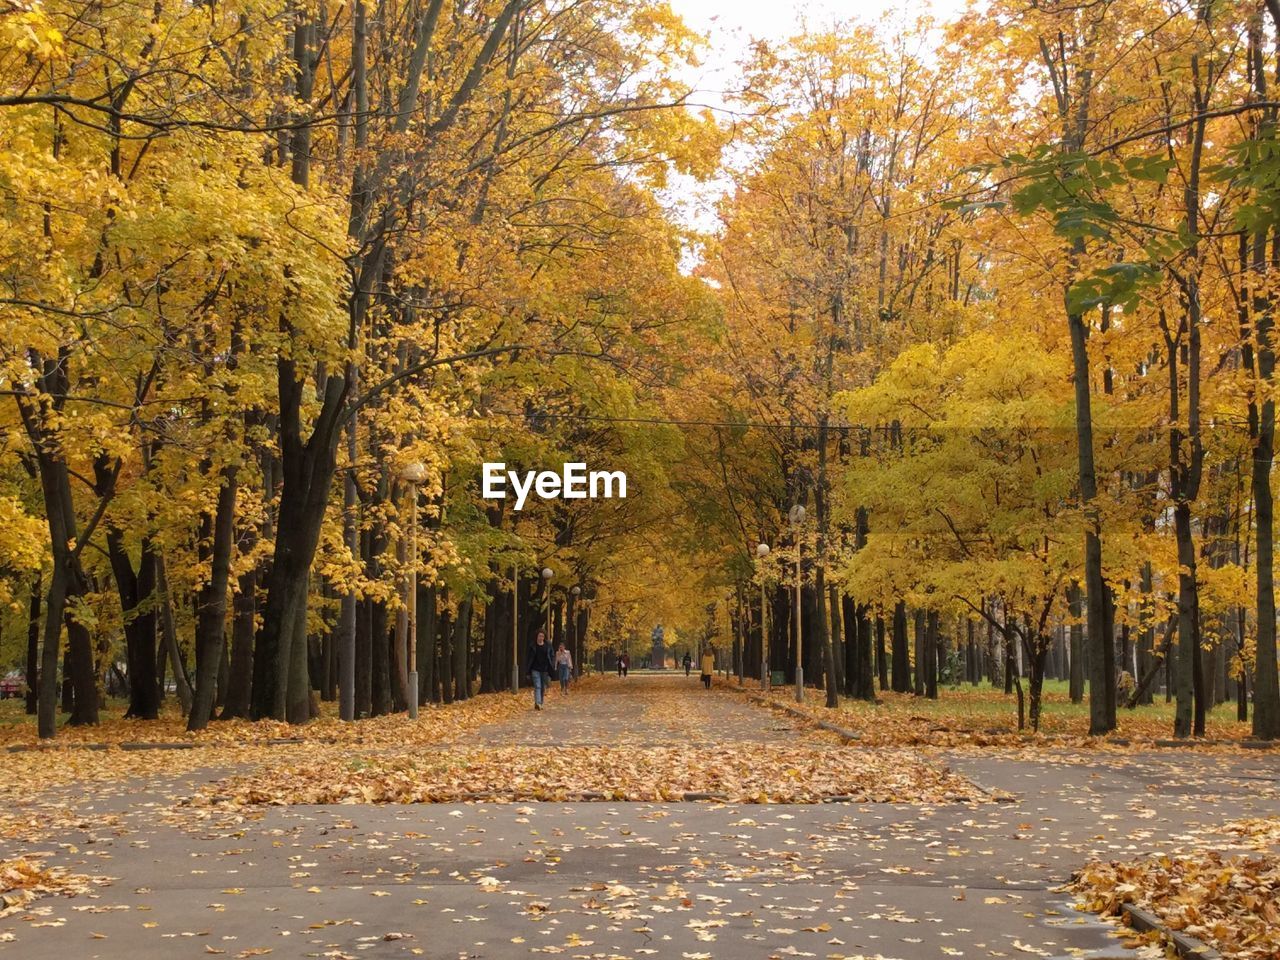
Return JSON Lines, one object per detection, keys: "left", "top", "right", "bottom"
{"left": 4, "top": 675, "right": 1277, "bottom": 960}
{"left": 476, "top": 672, "right": 808, "bottom": 746}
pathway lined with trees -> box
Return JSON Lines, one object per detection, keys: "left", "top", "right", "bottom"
{"left": 4, "top": 3, "right": 1280, "bottom": 955}
{"left": 4, "top": 0, "right": 1280, "bottom": 743}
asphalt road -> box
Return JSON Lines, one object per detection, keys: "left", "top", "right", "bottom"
{"left": 4, "top": 675, "right": 1276, "bottom": 960}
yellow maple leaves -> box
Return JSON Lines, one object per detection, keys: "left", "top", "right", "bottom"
{"left": 0, "top": 0, "right": 62, "bottom": 59}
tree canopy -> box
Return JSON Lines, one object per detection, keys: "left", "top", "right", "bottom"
{"left": 2, "top": 0, "right": 1279, "bottom": 741}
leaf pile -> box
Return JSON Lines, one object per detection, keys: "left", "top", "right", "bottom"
{"left": 1070, "top": 827, "right": 1280, "bottom": 960}
{"left": 191, "top": 744, "right": 987, "bottom": 805}
{"left": 0, "top": 859, "right": 102, "bottom": 917}
{"left": 1223, "top": 817, "right": 1280, "bottom": 850}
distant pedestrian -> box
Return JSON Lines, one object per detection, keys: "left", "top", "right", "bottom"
{"left": 682, "top": 652, "right": 692, "bottom": 677}
{"left": 616, "top": 653, "right": 624, "bottom": 677}
{"left": 528, "top": 630, "right": 553, "bottom": 710}
{"left": 700, "top": 650, "right": 714, "bottom": 690}
{"left": 620, "top": 653, "right": 629, "bottom": 677}
{"left": 555, "top": 642, "right": 573, "bottom": 694}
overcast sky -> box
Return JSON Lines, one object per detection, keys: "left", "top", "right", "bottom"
{"left": 661, "top": 0, "right": 972, "bottom": 236}
{"left": 669, "top": 0, "right": 970, "bottom": 107}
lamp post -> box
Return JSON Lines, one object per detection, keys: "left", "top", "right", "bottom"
{"left": 756, "top": 542, "right": 770, "bottom": 691}
{"left": 789, "top": 504, "right": 806, "bottom": 703}
{"left": 541, "top": 567, "right": 554, "bottom": 645}
{"left": 570, "top": 585, "right": 581, "bottom": 678}
{"left": 400, "top": 462, "right": 428, "bottom": 719}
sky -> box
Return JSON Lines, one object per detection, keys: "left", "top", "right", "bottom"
{"left": 662, "top": 0, "right": 972, "bottom": 236}
{"left": 668, "top": 0, "right": 971, "bottom": 106}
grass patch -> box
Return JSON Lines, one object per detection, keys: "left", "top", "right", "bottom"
{"left": 825, "top": 680, "right": 1250, "bottom": 742}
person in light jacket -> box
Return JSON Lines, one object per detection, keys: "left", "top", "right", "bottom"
{"left": 555, "top": 642, "right": 573, "bottom": 694}
{"left": 700, "top": 650, "right": 715, "bottom": 690}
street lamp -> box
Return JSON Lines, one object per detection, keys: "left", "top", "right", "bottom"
{"left": 541, "top": 567, "right": 554, "bottom": 646}
{"left": 400, "top": 461, "right": 428, "bottom": 719}
{"left": 789, "top": 504, "right": 806, "bottom": 703}
{"left": 755, "top": 542, "right": 770, "bottom": 692}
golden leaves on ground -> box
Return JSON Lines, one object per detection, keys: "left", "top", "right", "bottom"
{"left": 0, "top": 858, "right": 104, "bottom": 918}
{"left": 191, "top": 743, "right": 986, "bottom": 806}
{"left": 0, "top": 691, "right": 533, "bottom": 842}
{"left": 1070, "top": 817, "right": 1280, "bottom": 959}
{"left": 0, "top": 689, "right": 530, "bottom": 749}
{"left": 1223, "top": 817, "right": 1280, "bottom": 850}
{"left": 753, "top": 686, "right": 1256, "bottom": 750}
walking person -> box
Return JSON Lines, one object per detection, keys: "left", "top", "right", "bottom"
{"left": 700, "top": 649, "right": 714, "bottom": 690}
{"left": 620, "top": 653, "right": 629, "bottom": 677}
{"left": 528, "top": 629, "right": 553, "bottom": 710}
{"left": 555, "top": 642, "right": 573, "bottom": 695}
{"left": 682, "top": 652, "right": 692, "bottom": 677}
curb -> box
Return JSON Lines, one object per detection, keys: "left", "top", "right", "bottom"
{"left": 1120, "top": 903, "right": 1223, "bottom": 960}
{"left": 744, "top": 692, "right": 863, "bottom": 743}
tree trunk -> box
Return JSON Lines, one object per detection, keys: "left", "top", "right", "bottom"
{"left": 1137, "top": 562, "right": 1156, "bottom": 705}
{"left": 855, "top": 602, "right": 874, "bottom": 700}
{"left": 155, "top": 553, "right": 192, "bottom": 713}
{"left": 438, "top": 602, "right": 453, "bottom": 704}
{"left": 64, "top": 569, "right": 97, "bottom": 726}
{"left": 222, "top": 565, "right": 256, "bottom": 719}
{"left": 1173, "top": 506, "right": 1202, "bottom": 737}
{"left": 1070, "top": 283, "right": 1116, "bottom": 734}
{"left": 356, "top": 590, "right": 372, "bottom": 718}
{"left": 251, "top": 396, "right": 330, "bottom": 721}
{"left": 420, "top": 582, "right": 438, "bottom": 703}
{"left": 453, "top": 598, "right": 472, "bottom": 700}
{"left": 37, "top": 563, "right": 68, "bottom": 738}
{"left": 1249, "top": 6, "right": 1280, "bottom": 741}
{"left": 913, "top": 608, "right": 926, "bottom": 696}
{"left": 1026, "top": 635, "right": 1048, "bottom": 733}
{"left": 831, "top": 584, "right": 848, "bottom": 696}
{"left": 891, "top": 601, "right": 909, "bottom": 692}
{"left": 840, "top": 593, "right": 855, "bottom": 696}
{"left": 250, "top": 350, "right": 345, "bottom": 723}
{"left": 576, "top": 603, "right": 589, "bottom": 677}
{"left": 105, "top": 530, "right": 159, "bottom": 721}
{"left": 25, "top": 573, "right": 40, "bottom": 715}
{"left": 925, "top": 610, "right": 939, "bottom": 700}
{"left": 1253, "top": 283, "right": 1280, "bottom": 737}
{"left": 189, "top": 472, "right": 238, "bottom": 731}
{"left": 371, "top": 596, "right": 391, "bottom": 716}
{"left": 1068, "top": 581, "right": 1084, "bottom": 703}
{"left": 875, "top": 613, "right": 887, "bottom": 690}
{"left": 816, "top": 567, "right": 838, "bottom": 707}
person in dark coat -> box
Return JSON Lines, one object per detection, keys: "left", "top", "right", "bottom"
{"left": 527, "top": 629, "right": 553, "bottom": 710}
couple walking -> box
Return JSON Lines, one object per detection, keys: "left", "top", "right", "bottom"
{"left": 527, "top": 629, "right": 572, "bottom": 709}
